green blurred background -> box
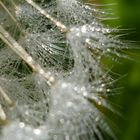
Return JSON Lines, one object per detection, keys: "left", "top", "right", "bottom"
{"left": 98, "top": 0, "right": 140, "bottom": 139}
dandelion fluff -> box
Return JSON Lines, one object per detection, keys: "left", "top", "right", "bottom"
{"left": 0, "top": 0, "right": 127, "bottom": 140}
{"left": 1, "top": 122, "right": 46, "bottom": 140}
{"left": 45, "top": 80, "right": 116, "bottom": 140}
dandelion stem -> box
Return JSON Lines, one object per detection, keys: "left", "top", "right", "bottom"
{"left": 0, "top": 104, "right": 7, "bottom": 121}
{"left": 0, "top": 1, "right": 22, "bottom": 32}
{"left": 0, "top": 86, "right": 14, "bottom": 106}
{"left": 0, "top": 25, "right": 56, "bottom": 86}
{"left": 25, "top": 0, "right": 68, "bottom": 32}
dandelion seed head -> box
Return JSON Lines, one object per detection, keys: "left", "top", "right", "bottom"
{"left": 2, "top": 122, "right": 46, "bottom": 140}
{"left": 0, "top": 0, "right": 127, "bottom": 139}
{"left": 43, "top": 80, "right": 115, "bottom": 140}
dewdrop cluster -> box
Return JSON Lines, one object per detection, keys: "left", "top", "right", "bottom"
{"left": 0, "top": 0, "right": 127, "bottom": 140}
{"left": 2, "top": 121, "right": 47, "bottom": 140}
